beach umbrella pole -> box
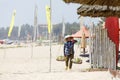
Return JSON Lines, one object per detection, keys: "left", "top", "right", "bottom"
{"left": 83, "top": 48, "right": 85, "bottom": 54}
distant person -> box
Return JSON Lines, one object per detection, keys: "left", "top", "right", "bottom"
{"left": 63, "top": 35, "right": 77, "bottom": 70}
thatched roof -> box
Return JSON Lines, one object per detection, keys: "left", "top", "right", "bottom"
{"left": 63, "top": 0, "right": 120, "bottom": 7}
{"left": 77, "top": 5, "right": 120, "bottom": 17}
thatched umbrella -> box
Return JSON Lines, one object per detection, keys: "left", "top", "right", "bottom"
{"left": 77, "top": 5, "right": 120, "bottom": 17}
{"left": 63, "top": 0, "right": 120, "bottom": 7}
{"left": 63, "top": 0, "right": 120, "bottom": 17}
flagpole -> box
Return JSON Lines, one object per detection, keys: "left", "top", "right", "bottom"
{"left": 49, "top": 0, "right": 52, "bottom": 72}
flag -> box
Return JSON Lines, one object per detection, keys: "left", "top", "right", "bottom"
{"left": 46, "top": 5, "right": 51, "bottom": 33}
{"left": 33, "top": 5, "right": 38, "bottom": 41}
{"left": 8, "top": 9, "right": 16, "bottom": 37}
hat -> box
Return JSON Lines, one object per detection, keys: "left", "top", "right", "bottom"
{"left": 64, "top": 35, "right": 73, "bottom": 40}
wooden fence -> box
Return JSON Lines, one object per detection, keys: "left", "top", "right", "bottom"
{"left": 89, "top": 26, "right": 116, "bottom": 70}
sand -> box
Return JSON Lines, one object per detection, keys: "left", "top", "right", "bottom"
{"left": 0, "top": 44, "right": 113, "bottom": 80}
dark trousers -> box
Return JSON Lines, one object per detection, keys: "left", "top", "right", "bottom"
{"left": 65, "top": 54, "right": 74, "bottom": 69}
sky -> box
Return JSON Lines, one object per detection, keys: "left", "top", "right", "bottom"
{"left": 0, "top": 0, "right": 100, "bottom": 27}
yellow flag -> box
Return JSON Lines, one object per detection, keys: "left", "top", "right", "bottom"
{"left": 8, "top": 9, "right": 16, "bottom": 37}
{"left": 46, "top": 5, "right": 51, "bottom": 33}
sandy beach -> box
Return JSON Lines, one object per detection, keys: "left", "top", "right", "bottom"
{"left": 0, "top": 44, "right": 114, "bottom": 80}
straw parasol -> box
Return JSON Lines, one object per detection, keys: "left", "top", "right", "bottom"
{"left": 63, "top": 0, "right": 120, "bottom": 6}
{"left": 63, "top": 0, "right": 120, "bottom": 17}
{"left": 77, "top": 5, "right": 120, "bottom": 17}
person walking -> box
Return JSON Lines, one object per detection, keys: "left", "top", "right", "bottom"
{"left": 64, "top": 35, "right": 77, "bottom": 70}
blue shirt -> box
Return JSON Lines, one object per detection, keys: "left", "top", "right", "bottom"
{"left": 64, "top": 40, "right": 77, "bottom": 56}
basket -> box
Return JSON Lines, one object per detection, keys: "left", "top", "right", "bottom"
{"left": 72, "top": 57, "right": 82, "bottom": 64}
{"left": 56, "top": 56, "right": 66, "bottom": 61}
